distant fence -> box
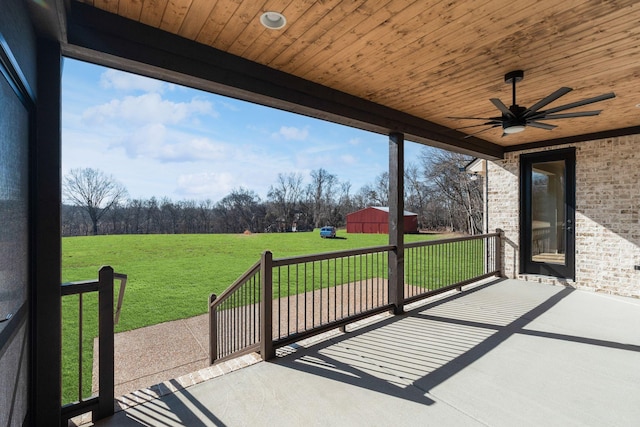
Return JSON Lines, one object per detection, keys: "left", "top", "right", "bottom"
{"left": 209, "top": 232, "right": 502, "bottom": 364}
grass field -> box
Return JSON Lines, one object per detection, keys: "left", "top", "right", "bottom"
{"left": 62, "top": 230, "right": 448, "bottom": 403}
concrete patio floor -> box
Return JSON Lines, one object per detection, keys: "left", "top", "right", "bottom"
{"left": 91, "top": 278, "right": 640, "bottom": 426}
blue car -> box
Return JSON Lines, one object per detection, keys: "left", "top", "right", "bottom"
{"left": 319, "top": 226, "right": 336, "bottom": 238}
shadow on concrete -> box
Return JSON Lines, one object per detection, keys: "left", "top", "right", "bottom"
{"left": 275, "top": 278, "right": 578, "bottom": 405}
{"left": 93, "top": 379, "right": 229, "bottom": 426}
{"left": 92, "top": 278, "right": 640, "bottom": 426}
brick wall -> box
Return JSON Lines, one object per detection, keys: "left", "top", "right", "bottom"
{"left": 488, "top": 135, "right": 640, "bottom": 298}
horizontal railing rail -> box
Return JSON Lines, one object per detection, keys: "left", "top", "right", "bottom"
{"left": 210, "top": 232, "right": 503, "bottom": 364}
{"left": 61, "top": 267, "right": 127, "bottom": 426}
{"left": 273, "top": 245, "right": 395, "bottom": 266}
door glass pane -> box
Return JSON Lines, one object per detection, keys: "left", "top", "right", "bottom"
{"left": 531, "top": 160, "right": 565, "bottom": 265}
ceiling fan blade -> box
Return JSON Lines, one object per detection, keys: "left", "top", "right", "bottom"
{"left": 527, "top": 121, "right": 557, "bottom": 130}
{"left": 542, "top": 92, "right": 615, "bottom": 115}
{"left": 490, "top": 98, "right": 515, "bottom": 117}
{"left": 447, "top": 116, "right": 502, "bottom": 121}
{"left": 530, "top": 110, "right": 602, "bottom": 120}
{"left": 523, "top": 87, "right": 572, "bottom": 117}
{"left": 455, "top": 122, "right": 501, "bottom": 130}
{"left": 462, "top": 124, "right": 502, "bottom": 139}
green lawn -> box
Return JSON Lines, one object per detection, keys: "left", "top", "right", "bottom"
{"left": 62, "top": 230, "right": 446, "bottom": 403}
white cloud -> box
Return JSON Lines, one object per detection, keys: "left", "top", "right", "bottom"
{"left": 276, "top": 126, "right": 309, "bottom": 141}
{"left": 176, "top": 172, "right": 236, "bottom": 199}
{"left": 100, "top": 69, "right": 167, "bottom": 93}
{"left": 61, "top": 60, "right": 395, "bottom": 202}
{"left": 220, "top": 100, "right": 241, "bottom": 112}
{"left": 340, "top": 154, "right": 358, "bottom": 165}
{"left": 82, "top": 93, "right": 217, "bottom": 126}
{"left": 77, "top": 91, "right": 223, "bottom": 164}
{"left": 302, "top": 143, "right": 339, "bottom": 154}
{"left": 117, "top": 124, "right": 229, "bottom": 163}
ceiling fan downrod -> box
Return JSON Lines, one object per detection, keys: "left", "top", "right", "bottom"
{"left": 505, "top": 70, "right": 524, "bottom": 108}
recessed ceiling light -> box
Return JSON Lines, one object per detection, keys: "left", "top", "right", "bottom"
{"left": 260, "top": 11, "right": 286, "bottom": 30}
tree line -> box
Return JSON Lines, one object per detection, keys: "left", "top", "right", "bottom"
{"left": 62, "top": 148, "right": 483, "bottom": 237}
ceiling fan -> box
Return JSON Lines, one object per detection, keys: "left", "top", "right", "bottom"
{"left": 449, "top": 70, "right": 615, "bottom": 138}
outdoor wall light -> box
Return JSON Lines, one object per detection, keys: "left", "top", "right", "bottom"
{"left": 260, "top": 12, "right": 286, "bottom": 30}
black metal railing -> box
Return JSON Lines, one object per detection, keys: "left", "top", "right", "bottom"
{"left": 209, "top": 261, "right": 261, "bottom": 364}
{"left": 60, "top": 266, "right": 127, "bottom": 425}
{"left": 209, "top": 232, "right": 502, "bottom": 364}
{"left": 404, "top": 232, "right": 501, "bottom": 303}
{"left": 269, "top": 245, "right": 395, "bottom": 348}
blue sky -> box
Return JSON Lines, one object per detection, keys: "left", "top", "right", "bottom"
{"left": 62, "top": 58, "right": 428, "bottom": 202}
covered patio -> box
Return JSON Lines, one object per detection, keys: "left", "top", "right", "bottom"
{"left": 92, "top": 279, "right": 640, "bottom": 426}
{"left": 3, "top": 1, "right": 640, "bottom": 425}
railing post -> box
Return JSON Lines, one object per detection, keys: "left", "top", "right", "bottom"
{"left": 209, "top": 294, "right": 217, "bottom": 365}
{"left": 96, "top": 266, "right": 114, "bottom": 420}
{"left": 495, "top": 228, "right": 504, "bottom": 277}
{"left": 260, "top": 251, "right": 275, "bottom": 360}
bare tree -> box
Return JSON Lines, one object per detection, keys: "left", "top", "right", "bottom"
{"left": 179, "top": 200, "right": 198, "bottom": 233}
{"left": 103, "top": 199, "right": 126, "bottom": 234}
{"left": 267, "top": 173, "right": 304, "bottom": 231}
{"left": 126, "top": 199, "right": 144, "bottom": 234}
{"left": 215, "top": 188, "right": 263, "bottom": 233}
{"left": 404, "top": 163, "right": 429, "bottom": 228}
{"left": 63, "top": 168, "right": 128, "bottom": 235}
{"left": 58, "top": 157, "right": 485, "bottom": 237}
{"left": 372, "top": 171, "right": 389, "bottom": 206}
{"left": 353, "top": 171, "right": 389, "bottom": 209}
{"left": 198, "top": 199, "right": 215, "bottom": 233}
{"left": 308, "top": 168, "right": 338, "bottom": 228}
{"left": 420, "top": 149, "right": 483, "bottom": 234}
{"left": 160, "top": 197, "right": 179, "bottom": 233}
{"left": 336, "top": 181, "right": 354, "bottom": 221}
{"left": 61, "top": 204, "right": 91, "bottom": 236}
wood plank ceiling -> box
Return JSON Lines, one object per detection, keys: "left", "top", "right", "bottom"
{"left": 75, "top": 0, "right": 640, "bottom": 149}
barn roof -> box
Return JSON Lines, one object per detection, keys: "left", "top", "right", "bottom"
{"left": 348, "top": 206, "right": 418, "bottom": 217}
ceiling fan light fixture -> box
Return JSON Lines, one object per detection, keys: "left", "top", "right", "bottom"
{"left": 504, "top": 124, "right": 526, "bottom": 134}
{"left": 260, "top": 11, "right": 286, "bottom": 29}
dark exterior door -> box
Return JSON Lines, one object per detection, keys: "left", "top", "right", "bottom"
{"left": 520, "top": 148, "right": 576, "bottom": 279}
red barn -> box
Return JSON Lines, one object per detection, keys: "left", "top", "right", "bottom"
{"left": 346, "top": 207, "right": 418, "bottom": 234}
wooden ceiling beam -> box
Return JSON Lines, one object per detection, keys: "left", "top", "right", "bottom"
{"left": 63, "top": 1, "right": 504, "bottom": 159}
